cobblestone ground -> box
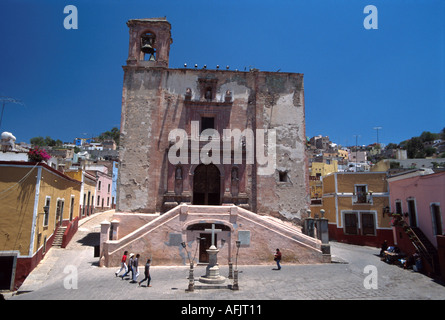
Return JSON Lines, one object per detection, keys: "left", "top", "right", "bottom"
{"left": 5, "top": 211, "right": 445, "bottom": 301}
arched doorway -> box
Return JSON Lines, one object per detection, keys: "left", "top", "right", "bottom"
{"left": 193, "top": 164, "right": 221, "bottom": 205}
{"left": 185, "top": 223, "right": 231, "bottom": 263}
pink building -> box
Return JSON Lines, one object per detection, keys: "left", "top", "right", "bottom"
{"left": 388, "top": 169, "right": 445, "bottom": 279}
{"left": 87, "top": 166, "right": 113, "bottom": 212}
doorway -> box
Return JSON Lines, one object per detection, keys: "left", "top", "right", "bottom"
{"left": 199, "top": 233, "right": 214, "bottom": 263}
{"left": 0, "top": 256, "right": 15, "bottom": 290}
{"left": 407, "top": 199, "right": 417, "bottom": 227}
{"left": 193, "top": 164, "right": 221, "bottom": 205}
{"left": 432, "top": 204, "right": 442, "bottom": 235}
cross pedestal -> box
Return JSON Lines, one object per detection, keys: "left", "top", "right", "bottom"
{"left": 199, "top": 224, "right": 226, "bottom": 284}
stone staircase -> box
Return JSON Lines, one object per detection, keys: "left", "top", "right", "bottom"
{"left": 52, "top": 226, "right": 66, "bottom": 248}
{"left": 102, "top": 204, "right": 328, "bottom": 267}
{"left": 404, "top": 225, "right": 440, "bottom": 275}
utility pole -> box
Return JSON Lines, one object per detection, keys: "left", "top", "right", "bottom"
{"left": 0, "top": 96, "right": 24, "bottom": 129}
{"left": 373, "top": 126, "right": 382, "bottom": 145}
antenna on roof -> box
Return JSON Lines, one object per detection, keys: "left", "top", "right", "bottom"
{"left": 0, "top": 96, "right": 25, "bottom": 129}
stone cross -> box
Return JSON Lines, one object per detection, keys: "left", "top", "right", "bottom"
{"left": 204, "top": 224, "right": 222, "bottom": 247}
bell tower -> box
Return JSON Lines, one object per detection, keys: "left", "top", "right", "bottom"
{"left": 126, "top": 18, "right": 173, "bottom": 68}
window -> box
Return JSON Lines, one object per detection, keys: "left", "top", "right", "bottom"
{"left": 407, "top": 198, "right": 417, "bottom": 227}
{"left": 201, "top": 117, "right": 215, "bottom": 133}
{"left": 344, "top": 213, "right": 358, "bottom": 235}
{"left": 82, "top": 194, "right": 86, "bottom": 216}
{"left": 69, "top": 196, "right": 75, "bottom": 221}
{"left": 343, "top": 211, "right": 376, "bottom": 236}
{"left": 278, "top": 170, "right": 289, "bottom": 182}
{"left": 354, "top": 185, "right": 369, "bottom": 204}
{"left": 431, "top": 204, "right": 442, "bottom": 236}
{"left": 43, "top": 197, "right": 51, "bottom": 227}
{"left": 98, "top": 181, "right": 101, "bottom": 191}
{"left": 56, "top": 199, "right": 64, "bottom": 226}
{"left": 361, "top": 213, "right": 376, "bottom": 236}
{"left": 97, "top": 196, "right": 101, "bottom": 206}
{"left": 108, "top": 184, "right": 111, "bottom": 193}
{"left": 395, "top": 200, "right": 402, "bottom": 214}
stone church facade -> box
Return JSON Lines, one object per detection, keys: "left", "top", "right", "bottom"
{"left": 100, "top": 18, "right": 328, "bottom": 267}
{"left": 118, "top": 18, "right": 309, "bottom": 221}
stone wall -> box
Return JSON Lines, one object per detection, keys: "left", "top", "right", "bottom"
{"left": 118, "top": 67, "right": 309, "bottom": 221}
{"left": 100, "top": 205, "right": 327, "bottom": 267}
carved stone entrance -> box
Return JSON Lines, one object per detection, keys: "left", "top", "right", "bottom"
{"left": 192, "top": 164, "right": 221, "bottom": 205}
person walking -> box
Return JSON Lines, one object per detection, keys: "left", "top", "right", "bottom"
{"left": 121, "top": 253, "right": 134, "bottom": 279}
{"left": 274, "top": 249, "right": 282, "bottom": 270}
{"left": 115, "top": 251, "right": 128, "bottom": 277}
{"left": 138, "top": 259, "right": 152, "bottom": 287}
{"left": 131, "top": 254, "right": 140, "bottom": 283}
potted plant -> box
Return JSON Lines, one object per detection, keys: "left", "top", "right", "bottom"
{"left": 391, "top": 213, "right": 403, "bottom": 227}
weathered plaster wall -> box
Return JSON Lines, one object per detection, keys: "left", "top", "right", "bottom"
{"left": 254, "top": 72, "right": 309, "bottom": 221}
{"left": 118, "top": 67, "right": 309, "bottom": 221}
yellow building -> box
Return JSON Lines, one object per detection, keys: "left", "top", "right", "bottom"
{"left": 337, "top": 149, "right": 349, "bottom": 161}
{"left": 310, "top": 171, "right": 392, "bottom": 247}
{"left": 0, "top": 161, "right": 81, "bottom": 290}
{"left": 309, "top": 161, "right": 338, "bottom": 201}
{"left": 65, "top": 168, "right": 97, "bottom": 218}
{"left": 310, "top": 161, "right": 338, "bottom": 178}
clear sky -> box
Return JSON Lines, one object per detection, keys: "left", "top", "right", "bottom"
{"left": 0, "top": 0, "right": 443, "bottom": 147}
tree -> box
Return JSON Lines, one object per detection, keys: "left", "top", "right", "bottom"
{"left": 30, "top": 136, "right": 63, "bottom": 147}
{"left": 419, "top": 131, "right": 438, "bottom": 142}
{"left": 97, "top": 127, "right": 120, "bottom": 145}
{"left": 385, "top": 143, "right": 398, "bottom": 150}
{"left": 30, "top": 136, "right": 45, "bottom": 146}
{"left": 44, "top": 136, "right": 56, "bottom": 146}
{"left": 405, "top": 137, "right": 425, "bottom": 159}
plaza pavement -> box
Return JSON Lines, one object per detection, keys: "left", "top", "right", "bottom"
{"left": 5, "top": 210, "right": 445, "bottom": 301}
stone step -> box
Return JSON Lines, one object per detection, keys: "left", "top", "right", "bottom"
{"left": 52, "top": 227, "right": 67, "bottom": 247}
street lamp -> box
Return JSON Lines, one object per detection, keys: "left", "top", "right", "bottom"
{"left": 181, "top": 241, "right": 194, "bottom": 292}
{"left": 233, "top": 240, "right": 241, "bottom": 290}
{"left": 181, "top": 242, "right": 191, "bottom": 264}
{"left": 235, "top": 240, "right": 241, "bottom": 268}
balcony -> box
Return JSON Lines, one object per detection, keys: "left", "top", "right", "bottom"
{"left": 353, "top": 193, "right": 373, "bottom": 204}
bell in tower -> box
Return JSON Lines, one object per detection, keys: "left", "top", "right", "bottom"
{"left": 126, "top": 18, "right": 173, "bottom": 67}
{"left": 141, "top": 33, "right": 156, "bottom": 61}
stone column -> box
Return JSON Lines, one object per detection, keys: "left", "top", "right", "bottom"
{"left": 100, "top": 220, "right": 111, "bottom": 245}
{"left": 110, "top": 219, "right": 119, "bottom": 240}
{"left": 99, "top": 220, "right": 111, "bottom": 267}
{"left": 315, "top": 210, "right": 331, "bottom": 262}
{"left": 303, "top": 210, "right": 315, "bottom": 237}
